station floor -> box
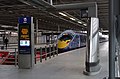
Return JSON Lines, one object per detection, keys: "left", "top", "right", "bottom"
{"left": 0, "top": 42, "right": 108, "bottom": 79}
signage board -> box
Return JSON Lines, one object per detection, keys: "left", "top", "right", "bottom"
{"left": 18, "top": 17, "right": 31, "bottom": 54}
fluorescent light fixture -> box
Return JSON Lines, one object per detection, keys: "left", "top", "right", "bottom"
{"left": 1, "top": 25, "right": 13, "bottom": 28}
{"left": 14, "top": 27, "right": 18, "bottom": 29}
{"left": 33, "top": 6, "right": 37, "bottom": 8}
{"left": 59, "top": 12, "right": 67, "bottom": 16}
{"left": 78, "top": 21, "right": 82, "bottom": 24}
{"left": 70, "top": 18, "right": 76, "bottom": 21}
{"left": 0, "top": 30, "right": 5, "bottom": 31}
{"left": 83, "top": 24, "right": 87, "bottom": 26}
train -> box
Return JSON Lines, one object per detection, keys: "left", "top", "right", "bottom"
{"left": 57, "top": 30, "right": 86, "bottom": 52}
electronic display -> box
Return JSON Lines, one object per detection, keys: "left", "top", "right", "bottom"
{"left": 19, "top": 24, "right": 30, "bottom": 40}
{"left": 18, "top": 17, "right": 32, "bottom": 54}
{"left": 20, "top": 40, "right": 30, "bottom": 46}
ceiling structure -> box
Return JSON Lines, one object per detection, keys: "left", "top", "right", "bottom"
{"left": 0, "top": 0, "right": 108, "bottom": 32}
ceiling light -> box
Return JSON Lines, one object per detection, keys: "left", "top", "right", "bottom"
{"left": 1, "top": 25, "right": 13, "bottom": 28}
{"left": 33, "top": 6, "right": 37, "bottom": 8}
{"left": 70, "top": 18, "right": 76, "bottom": 21}
{"left": 78, "top": 21, "right": 82, "bottom": 24}
{"left": 83, "top": 24, "right": 87, "bottom": 26}
{"left": 14, "top": 27, "right": 18, "bottom": 29}
{"left": 59, "top": 12, "right": 67, "bottom": 16}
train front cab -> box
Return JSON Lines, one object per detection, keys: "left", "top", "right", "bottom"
{"left": 57, "top": 34, "right": 73, "bottom": 52}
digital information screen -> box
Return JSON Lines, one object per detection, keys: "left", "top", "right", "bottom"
{"left": 19, "top": 23, "right": 31, "bottom": 54}
{"left": 20, "top": 40, "right": 30, "bottom": 46}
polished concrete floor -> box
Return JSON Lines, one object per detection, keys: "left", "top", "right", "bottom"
{"left": 0, "top": 42, "right": 108, "bottom": 79}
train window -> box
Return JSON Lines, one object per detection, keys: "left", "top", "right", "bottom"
{"left": 76, "top": 35, "right": 79, "bottom": 38}
{"left": 80, "top": 35, "right": 86, "bottom": 43}
{"left": 59, "top": 34, "right": 72, "bottom": 41}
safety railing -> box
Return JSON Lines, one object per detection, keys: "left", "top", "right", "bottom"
{"left": 0, "top": 44, "right": 58, "bottom": 65}
{"left": 34, "top": 44, "right": 58, "bottom": 64}
{"left": 0, "top": 48, "right": 18, "bottom": 66}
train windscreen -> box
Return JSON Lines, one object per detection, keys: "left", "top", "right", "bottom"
{"left": 59, "top": 34, "right": 72, "bottom": 41}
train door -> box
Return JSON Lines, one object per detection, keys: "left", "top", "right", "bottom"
{"left": 80, "top": 35, "right": 86, "bottom": 47}
{"left": 75, "top": 35, "right": 80, "bottom": 47}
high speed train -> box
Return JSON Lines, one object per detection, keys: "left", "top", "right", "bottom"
{"left": 57, "top": 30, "right": 86, "bottom": 52}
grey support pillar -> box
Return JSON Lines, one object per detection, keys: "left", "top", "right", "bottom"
{"left": 58, "top": 25, "right": 60, "bottom": 33}
{"left": 84, "top": 4, "right": 101, "bottom": 75}
{"left": 84, "top": 17, "right": 101, "bottom": 75}
{"left": 35, "top": 19, "right": 39, "bottom": 44}
{"left": 109, "top": 0, "right": 115, "bottom": 78}
{"left": 108, "top": 0, "right": 120, "bottom": 79}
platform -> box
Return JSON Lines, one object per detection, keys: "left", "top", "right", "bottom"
{"left": 0, "top": 42, "right": 108, "bottom": 79}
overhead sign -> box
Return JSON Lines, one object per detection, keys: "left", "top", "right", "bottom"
{"left": 80, "top": 9, "right": 88, "bottom": 18}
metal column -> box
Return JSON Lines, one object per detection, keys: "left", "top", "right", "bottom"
{"left": 35, "top": 19, "right": 39, "bottom": 44}
{"left": 108, "top": 0, "right": 120, "bottom": 79}
{"left": 109, "top": 0, "right": 115, "bottom": 78}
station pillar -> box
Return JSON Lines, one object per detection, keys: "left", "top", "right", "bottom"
{"left": 18, "top": 17, "right": 34, "bottom": 69}
{"left": 83, "top": 17, "right": 101, "bottom": 75}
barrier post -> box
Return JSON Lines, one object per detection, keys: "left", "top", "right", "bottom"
{"left": 56, "top": 44, "right": 58, "bottom": 56}
{"left": 53, "top": 44, "right": 55, "bottom": 57}
{"left": 34, "top": 48, "right": 36, "bottom": 64}
{"left": 45, "top": 46, "right": 47, "bottom": 60}
{"left": 40, "top": 47, "right": 42, "bottom": 62}
{"left": 15, "top": 48, "right": 17, "bottom": 66}
{"left": 49, "top": 45, "right": 51, "bottom": 59}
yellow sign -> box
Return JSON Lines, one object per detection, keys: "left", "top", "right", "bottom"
{"left": 21, "top": 28, "right": 28, "bottom": 34}
{"left": 21, "top": 35, "right": 29, "bottom": 39}
{"left": 20, "top": 28, "right": 29, "bottom": 39}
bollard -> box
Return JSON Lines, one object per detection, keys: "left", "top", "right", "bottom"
{"left": 15, "top": 48, "right": 17, "bottom": 66}
{"left": 53, "top": 44, "right": 55, "bottom": 57}
{"left": 56, "top": 44, "right": 58, "bottom": 56}
{"left": 34, "top": 48, "right": 36, "bottom": 64}
{"left": 40, "top": 47, "right": 42, "bottom": 62}
{"left": 45, "top": 46, "right": 47, "bottom": 60}
{"left": 49, "top": 45, "right": 51, "bottom": 59}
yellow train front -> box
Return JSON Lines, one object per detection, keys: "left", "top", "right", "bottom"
{"left": 57, "top": 30, "right": 86, "bottom": 52}
{"left": 58, "top": 33, "right": 72, "bottom": 52}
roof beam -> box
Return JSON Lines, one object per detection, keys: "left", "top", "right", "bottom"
{"left": 53, "top": 2, "right": 96, "bottom": 11}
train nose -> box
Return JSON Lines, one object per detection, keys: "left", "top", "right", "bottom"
{"left": 57, "top": 40, "right": 69, "bottom": 49}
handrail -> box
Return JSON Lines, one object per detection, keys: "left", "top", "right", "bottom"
{"left": 0, "top": 53, "right": 10, "bottom": 65}
{"left": 0, "top": 44, "right": 58, "bottom": 65}
{"left": 35, "top": 43, "right": 58, "bottom": 63}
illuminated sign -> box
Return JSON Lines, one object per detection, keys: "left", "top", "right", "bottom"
{"left": 18, "top": 17, "right": 32, "bottom": 54}
{"left": 20, "top": 40, "right": 30, "bottom": 46}
{"left": 21, "top": 28, "right": 28, "bottom": 34}
{"left": 19, "top": 24, "right": 30, "bottom": 40}
{"left": 18, "top": 17, "right": 31, "bottom": 24}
